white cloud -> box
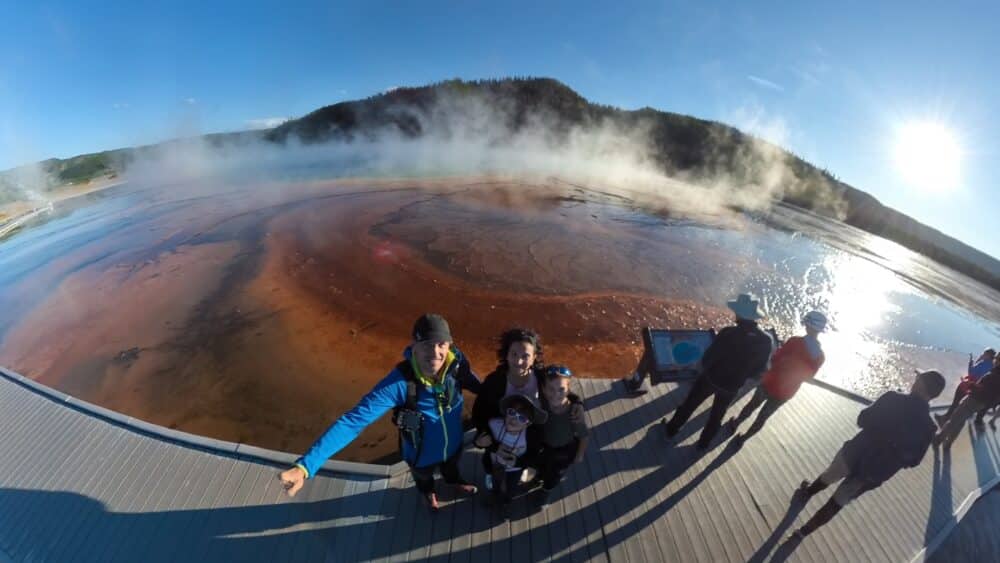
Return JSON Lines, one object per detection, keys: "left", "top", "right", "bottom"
{"left": 747, "top": 75, "right": 784, "bottom": 92}
{"left": 184, "top": 97, "right": 197, "bottom": 105}
{"left": 245, "top": 117, "right": 290, "bottom": 130}
{"left": 112, "top": 102, "right": 130, "bottom": 110}
{"left": 337, "top": 89, "right": 348, "bottom": 96}
{"left": 383, "top": 86, "right": 401, "bottom": 94}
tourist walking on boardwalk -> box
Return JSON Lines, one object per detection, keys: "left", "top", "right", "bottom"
{"left": 792, "top": 370, "right": 944, "bottom": 540}
{"left": 662, "top": 293, "right": 774, "bottom": 450}
{"left": 935, "top": 348, "right": 995, "bottom": 427}
{"left": 934, "top": 358, "right": 1000, "bottom": 449}
{"left": 727, "top": 310, "right": 827, "bottom": 447}
{"left": 279, "top": 314, "right": 483, "bottom": 511}
{"left": 477, "top": 394, "right": 546, "bottom": 510}
{"left": 533, "top": 364, "right": 590, "bottom": 508}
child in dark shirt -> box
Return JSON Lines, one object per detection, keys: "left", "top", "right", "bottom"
{"left": 534, "top": 364, "right": 590, "bottom": 507}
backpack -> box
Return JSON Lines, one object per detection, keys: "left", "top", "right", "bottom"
{"left": 391, "top": 361, "right": 424, "bottom": 458}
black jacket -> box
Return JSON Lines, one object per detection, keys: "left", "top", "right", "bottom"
{"left": 841, "top": 391, "right": 935, "bottom": 486}
{"left": 699, "top": 319, "right": 773, "bottom": 392}
{"left": 471, "top": 366, "right": 545, "bottom": 435}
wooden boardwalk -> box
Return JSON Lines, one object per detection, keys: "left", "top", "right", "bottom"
{"left": 2, "top": 366, "right": 999, "bottom": 562}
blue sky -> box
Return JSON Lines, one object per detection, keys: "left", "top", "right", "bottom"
{"left": 2, "top": 1, "right": 997, "bottom": 257}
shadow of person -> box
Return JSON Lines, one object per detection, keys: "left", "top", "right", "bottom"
{"left": 924, "top": 445, "right": 955, "bottom": 548}
{"left": 746, "top": 494, "right": 807, "bottom": 563}
{"left": 0, "top": 484, "right": 402, "bottom": 562}
{"left": 768, "top": 534, "right": 803, "bottom": 563}
{"left": 543, "top": 436, "right": 740, "bottom": 559}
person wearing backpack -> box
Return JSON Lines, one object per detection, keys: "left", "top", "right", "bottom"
{"left": 278, "top": 313, "right": 483, "bottom": 511}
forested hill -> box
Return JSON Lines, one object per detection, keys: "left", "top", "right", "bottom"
{"left": 3, "top": 77, "right": 997, "bottom": 288}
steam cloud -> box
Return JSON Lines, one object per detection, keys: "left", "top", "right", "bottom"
{"left": 13, "top": 85, "right": 836, "bottom": 222}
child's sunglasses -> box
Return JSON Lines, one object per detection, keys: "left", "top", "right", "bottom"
{"left": 505, "top": 408, "right": 530, "bottom": 423}
{"left": 546, "top": 365, "right": 573, "bottom": 378}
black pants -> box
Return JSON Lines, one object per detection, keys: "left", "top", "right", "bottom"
{"left": 735, "top": 386, "right": 786, "bottom": 435}
{"left": 411, "top": 450, "right": 465, "bottom": 494}
{"left": 539, "top": 441, "right": 579, "bottom": 491}
{"left": 665, "top": 376, "right": 737, "bottom": 448}
{"left": 482, "top": 452, "right": 524, "bottom": 503}
{"left": 942, "top": 386, "right": 969, "bottom": 419}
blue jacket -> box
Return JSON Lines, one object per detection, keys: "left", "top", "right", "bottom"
{"left": 296, "top": 346, "right": 481, "bottom": 477}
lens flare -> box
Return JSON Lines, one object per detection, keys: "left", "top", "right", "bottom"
{"left": 892, "top": 121, "right": 961, "bottom": 192}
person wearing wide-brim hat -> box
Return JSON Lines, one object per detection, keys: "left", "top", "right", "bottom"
{"left": 728, "top": 310, "right": 828, "bottom": 448}
{"left": 662, "top": 293, "right": 775, "bottom": 451}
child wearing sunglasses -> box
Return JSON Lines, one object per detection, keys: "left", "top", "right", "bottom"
{"left": 535, "top": 364, "right": 590, "bottom": 507}
{"left": 476, "top": 393, "right": 547, "bottom": 509}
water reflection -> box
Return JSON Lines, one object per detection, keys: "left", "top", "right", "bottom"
{"left": 804, "top": 251, "right": 907, "bottom": 395}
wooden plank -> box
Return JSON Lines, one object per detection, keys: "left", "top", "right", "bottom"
{"left": 150, "top": 452, "right": 236, "bottom": 561}
{"left": 352, "top": 476, "right": 390, "bottom": 563}
{"left": 4, "top": 408, "right": 100, "bottom": 558}
{"left": 442, "top": 452, "right": 477, "bottom": 563}
{"left": 583, "top": 379, "right": 646, "bottom": 562}
{"left": 162, "top": 454, "right": 242, "bottom": 561}
{"left": 0, "top": 403, "right": 78, "bottom": 542}
{"left": 426, "top": 473, "right": 458, "bottom": 563}
{"left": 463, "top": 457, "right": 493, "bottom": 563}
{"left": 599, "top": 379, "right": 671, "bottom": 562}
{"left": 107, "top": 444, "right": 202, "bottom": 562}
{"left": 37, "top": 422, "right": 128, "bottom": 563}
{"left": 209, "top": 462, "right": 271, "bottom": 562}
{"left": 298, "top": 470, "right": 347, "bottom": 563}
{"left": 367, "top": 473, "right": 410, "bottom": 563}
{"left": 86, "top": 438, "right": 175, "bottom": 563}
{"left": 385, "top": 472, "right": 417, "bottom": 563}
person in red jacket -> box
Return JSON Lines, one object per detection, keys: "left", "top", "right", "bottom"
{"left": 727, "top": 310, "right": 827, "bottom": 447}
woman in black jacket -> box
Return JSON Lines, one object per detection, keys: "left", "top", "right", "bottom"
{"left": 472, "top": 328, "right": 547, "bottom": 437}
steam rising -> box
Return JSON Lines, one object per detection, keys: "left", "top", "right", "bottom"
{"left": 11, "top": 84, "right": 840, "bottom": 223}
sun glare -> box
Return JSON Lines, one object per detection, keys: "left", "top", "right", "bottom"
{"left": 892, "top": 121, "right": 962, "bottom": 192}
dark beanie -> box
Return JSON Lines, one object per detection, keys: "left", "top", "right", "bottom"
{"left": 412, "top": 313, "right": 452, "bottom": 343}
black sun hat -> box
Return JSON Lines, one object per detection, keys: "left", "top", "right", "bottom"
{"left": 499, "top": 394, "right": 548, "bottom": 425}
{"left": 412, "top": 313, "right": 452, "bottom": 343}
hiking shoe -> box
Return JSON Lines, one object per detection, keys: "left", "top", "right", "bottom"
{"left": 423, "top": 492, "right": 440, "bottom": 512}
{"left": 452, "top": 482, "right": 478, "bottom": 496}
{"left": 623, "top": 373, "right": 646, "bottom": 394}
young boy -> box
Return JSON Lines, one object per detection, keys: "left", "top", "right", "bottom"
{"left": 792, "top": 370, "right": 945, "bottom": 540}
{"left": 535, "top": 364, "right": 590, "bottom": 507}
{"left": 475, "top": 393, "right": 547, "bottom": 508}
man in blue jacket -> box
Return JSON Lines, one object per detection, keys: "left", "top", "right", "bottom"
{"left": 279, "top": 313, "right": 483, "bottom": 511}
{"left": 790, "top": 369, "right": 945, "bottom": 540}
